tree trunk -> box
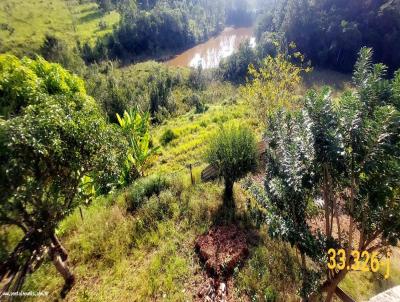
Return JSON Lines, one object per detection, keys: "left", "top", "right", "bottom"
{"left": 324, "top": 274, "right": 346, "bottom": 302}
{"left": 314, "top": 259, "right": 352, "bottom": 302}
{"left": 51, "top": 233, "right": 68, "bottom": 261}
{"left": 325, "top": 287, "right": 335, "bottom": 302}
{"left": 223, "top": 179, "right": 235, "bottom": 209}
{"left": 300, "top": 251, "right": 307, "bottom": 270}
{"left": 347, "top": 155, "right": 356, "bottom": 267}
{"left": 49, "top": 242, "right": 75, "bottom": 298}
{"left": 334, "top": 199, "right": 341, "bottom": 245}
{"left": 323, "top": 165, "right": 331, "bottom": 239}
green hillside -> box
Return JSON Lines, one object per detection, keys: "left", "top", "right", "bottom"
{"left": 0, "top": 0, "right": 119, "bottom": 55}
{"left": 19, "top": 78, "right": 400, "bottom": 301}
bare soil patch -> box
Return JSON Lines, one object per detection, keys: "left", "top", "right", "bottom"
{"left": 194, "top": 224, "right": 249, "bottom": 302}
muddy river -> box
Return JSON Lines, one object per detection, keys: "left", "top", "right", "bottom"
{"left": 165, "top": 27, "right": 255, "bottom": 69}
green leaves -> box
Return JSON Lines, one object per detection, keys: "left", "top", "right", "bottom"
{"left": 261, "top": 48, "right": 400, "bottom": 297}
{"left": 206, "top": 123, "right": 258, "bottom": 198}
{"left": 117, "top": 108, "right": 158, "bottom": 185}
{"left": 0, "top": 54, "right": 86, "bottom": 119}
{"left": 0, "top": 55, "right": 111, "bottom": 235}
{"left": 353, "top": 47, "right": 374, "bottom": 88}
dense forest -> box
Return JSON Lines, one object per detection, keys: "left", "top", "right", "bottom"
{"left": 0, "top": 0, "right": 400, "bottom": 302}
{"left": 256, "top": 0, "right": 400, "bottom": 72}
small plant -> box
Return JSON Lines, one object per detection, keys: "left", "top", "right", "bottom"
{"left": 117, "top": 108, "right": 159, "bottom": 183}
{"left": 206, "top": 124, "right": 257, "bottom": 208}
{"left": 195, "top": 101, "right": 208, "bottom": 114}
{"left": 98, "top": 20, "right": 107, "bottom": 30}
{"left": 189, "top": 94, "right": 208, "bottom": 114}
{"left": 264, "top": 287, "right": 278, "bottom": 302}
{"left": 160, "top": 128, "right": 178, "bottom": 146}
{"left": 125, "top": 175, "right": 170, "bottom": 211}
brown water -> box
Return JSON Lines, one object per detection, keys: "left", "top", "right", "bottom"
{"left": 166, "top": 27, "right": 255, "bottom": 69}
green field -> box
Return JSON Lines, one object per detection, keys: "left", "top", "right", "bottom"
{"left": 0, "top": 0, "right": 119, "bottom": 55}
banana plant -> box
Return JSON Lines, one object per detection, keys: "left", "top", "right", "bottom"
{"left": 116, "top": 108, "right": 159, "bottom": 184}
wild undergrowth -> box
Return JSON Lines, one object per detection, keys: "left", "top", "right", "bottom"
{"left": 22, "top": 175, "right": 222, "bottom": 301}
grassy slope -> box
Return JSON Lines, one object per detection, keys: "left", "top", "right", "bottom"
{"left": 150, "top": 83, "right": 260, "bottom": 175}
{"left": 0, "top": 0, "right": 119, "bottom": 55}
{"left": 21, "top": 80, "right": 303, "bottom": 301}
{"left": 19, "top": 69, "right": 399, "bottom": 301}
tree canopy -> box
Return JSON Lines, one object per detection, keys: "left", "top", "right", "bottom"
{"left": 206, "top": 124, "right": 258, "bottom": 207}
{"left": 257, "top": 0, "right": 400, "bottom": 72}
{"left": 0, "top": 55, "right": 119, "bottom": 296}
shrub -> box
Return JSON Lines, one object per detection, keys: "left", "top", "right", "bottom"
{"left": 125, "top": 175, "right": 170, "bottom": 211}
{"left": 98, "top": 20, "right": 107, "bottom": 30}
{"left": 206, "top": 124, "right": 257, "bottom": 207}
{"left": 40, "top": 34, "right": 85, "bottom": 74}
{"left": 218, "top": 41, "right": 257, "bottom": 84}
{"left": 195, "top": 102, "right": 208, "bottom": 114}
{"left": 264, "top": 288, "right": 278, "bottom": 302}
{"left": 241, "top": 53, "right": 310, "bottom": 125}
{"left": 160, "top": 128, "right": 178, "bottom": 146}
{"left": 116, "top": 109, "right": 159, "bottom": 182}
{"left": 188, "top": 65, "right": 206, "bottom": 90}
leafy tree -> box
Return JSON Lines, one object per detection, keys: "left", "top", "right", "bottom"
{"left": 96, "top": 0, "right": 128, "bottom": 12}
{"left": 206, "top": 124, "right": 257, "bottom": 208}
{"left": 218, "top": 40, "right": 257, "bottom": 84}
{"left": 262, "top": 48, "right": 400, "bottom": 300}
{"left": 40, "top": 34, "right": 85, "bottom": 74}
{"left": 117, "top": 108, "right": 159, "bottom": 184}
{"left": 137, "top": 0, "right": 158, "bottom": 10}
{"left": 148, "top": 69, "right": 174, "bottom": 123}
{"left": 225, "top": 0, "right": 254, "bottom": 26}
{"left": 241, "top": 51, "right": 310, "bottom": 125}
{"left": 84, "top": 61, "right": 132, "bottom": 123}
{"left": 188, "top": 65, "right": 206, "bottom": 90}
{"left": 0, "top": 55, "right": 115, "bottom": 296}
